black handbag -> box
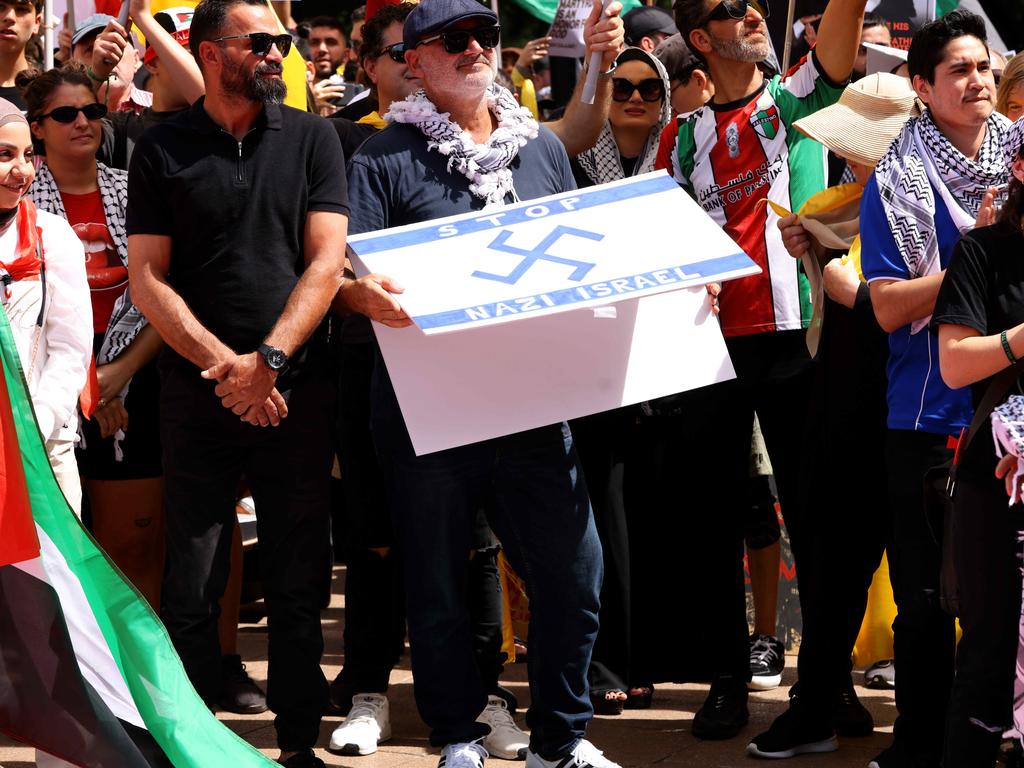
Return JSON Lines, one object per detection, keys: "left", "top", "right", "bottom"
{"left": 930, "top": 358, "right": 1024, "bottom": 617}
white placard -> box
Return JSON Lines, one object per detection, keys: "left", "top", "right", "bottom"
{"left": 347, "top": 172, "right": 760, "bottom": 455}
{"left": 546, "top": 0, "right": 592, "bottom": 58}
{"left": 348, "top": 172, "right": 760, "bottom": 335}
{"left": 372, "top": 287, "right": 735, "bottom": 455}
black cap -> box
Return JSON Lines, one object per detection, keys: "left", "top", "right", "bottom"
{"left": 623, "top": 6, "right": 677, "bottom": 46}
{"left": 404, "top": 0, "right": 498, "bottom": 50}
{"left": 653, "top": 33, "right": 699, "bottom": 80}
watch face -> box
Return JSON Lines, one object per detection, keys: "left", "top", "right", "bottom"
{"left": 267, "top": 349, "right": 286, "bottom": 369}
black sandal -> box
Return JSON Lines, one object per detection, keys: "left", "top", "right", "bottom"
{"left": 625, "top": 684, "right": 654, "bottom": 710}
{"left": 590, "top": 689, "right": 626, "bottom": 715}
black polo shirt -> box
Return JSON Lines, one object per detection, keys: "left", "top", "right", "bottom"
{"left": 126, "top": 97, "right": 349, "bottom": 379}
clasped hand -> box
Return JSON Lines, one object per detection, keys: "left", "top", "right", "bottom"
{"left": 202, "top": 352, "right": 289, "bottom": 427}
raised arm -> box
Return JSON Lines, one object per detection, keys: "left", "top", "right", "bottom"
{"left": 546, "top": 0, "right": 624, "bottom": 157}
{"left": 812, "top": 0, "right": 867, "bottom": 84}
{"left": 130, "top": 0, "right": 205, "bottom": 105}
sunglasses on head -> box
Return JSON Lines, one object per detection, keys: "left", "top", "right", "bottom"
{"left": 377, "top": 41, "right": 407, "bottom": 63}
{"left": 611, "top": 77, "right": 665, "bottom": 102}
{"left": 697, "top": 0, "right": 770, "bottom": 27}
{"left": 416, "top": 25, "right": 501, "bottom": 54}
{"left": 36, "top": 103, "right": 108, "bottom": 124}
{"left": 214, "top": 32, "right": 293, "bottom": 58}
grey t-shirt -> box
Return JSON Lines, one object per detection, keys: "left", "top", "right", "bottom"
{"left": 342, "top": 122, "right": 576, "bottom": 342}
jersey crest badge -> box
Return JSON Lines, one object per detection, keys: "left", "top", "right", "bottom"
{"left": 750, "top": 106, "right": 780, "bottom": 140}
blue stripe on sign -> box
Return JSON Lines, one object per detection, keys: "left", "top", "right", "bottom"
{"left": 350, "top": 174, "right": 680, "bottom": 255}
{"left": 413, "top": 251, "right": 753, "bottom": 330}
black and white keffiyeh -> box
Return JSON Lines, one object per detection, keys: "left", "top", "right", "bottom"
{"left": 876, "top": 110, "right": 1024, "bottom": 332}
{"left": 31, "top": 161, "right": 146, "bottom": 364}
{"left": 386, "top": 83, "right": 538, "bottom": 206}
{"left": 576, "top": 49, "right": 673, "bottom": 186}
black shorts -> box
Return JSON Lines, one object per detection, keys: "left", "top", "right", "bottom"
{"left": 77, "top": 355, "right": 162, "bottom": 481}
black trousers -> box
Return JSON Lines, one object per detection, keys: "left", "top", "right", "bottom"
{"left": 793, "top": 296, "right": 889, "bottom": 713}
{"left": 884, "top": 430, "right": 957, "bottom": 764}
{"left": 336, "top": 342, "right": 405, "bottom": 694}
{"left": 943, "top": 474, "right": 1024, "bottom": 767}
{"left": 621, "top": 330, "right": 816, "bottom": 684}
{"left": 699, "top": 330, "right": 816, "bottom": 680}
{"left": 160, "top": 362, "right": 333, "bottom": 752}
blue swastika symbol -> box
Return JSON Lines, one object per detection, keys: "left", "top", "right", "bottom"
{"left": 472, "top": 225, "right": 603, "bottom": 285}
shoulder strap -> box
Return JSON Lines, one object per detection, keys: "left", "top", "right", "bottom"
{"left": 958, "top": 358, "right": 1024, "bottom": 460}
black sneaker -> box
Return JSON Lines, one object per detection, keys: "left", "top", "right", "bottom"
{"left": 219, "top": 654, "right": 268, "bottom": 714}
{"left": 746, "top": 704, "right": 838, "bottom": 759}
{"left": 279, "top": 750, "right": 326, "bottom": 768}
{"left": 834, "top": 679, "right": 873, "bottom": 737}
{"left": 748, "top": 634, "right": 785, "bottom": 691}
{"left": 692, "top": 675, "right": 749, "bottom": 740}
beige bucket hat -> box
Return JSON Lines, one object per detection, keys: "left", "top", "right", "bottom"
{"left": 794, "top": 72, "right": 922, "bottom": 169}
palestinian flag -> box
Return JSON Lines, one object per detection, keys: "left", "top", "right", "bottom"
{"left": 0, "top": 310, "right": 275, "bottom": 766}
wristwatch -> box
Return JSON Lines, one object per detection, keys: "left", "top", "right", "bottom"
{"left": 257, "top": 343, "right": 289, "bottom": 374}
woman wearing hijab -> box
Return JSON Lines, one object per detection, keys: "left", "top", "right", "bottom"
{"left": 568, "top": 47, "right": 672, "bottom": 715}
{"left": 0, "top": 96, "right": 91, "bottom": 509}
{"left": 572, "top": 47, "right": 672, "bottom": 189}
{"left": 21, "top": 65, "right": 165, "bottom": 610}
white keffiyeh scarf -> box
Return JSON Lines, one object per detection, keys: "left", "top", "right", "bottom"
{"left": 386, "top": 83, "right": 538, "bottom": 206}
{"left": 876, "top": 110, "right": 1024, "bottom": 333}
{"left": 576, "top": 49, "right": 673, "bottom": 186}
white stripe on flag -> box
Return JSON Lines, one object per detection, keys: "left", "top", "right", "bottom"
{"left": 14, "top": 525, "right": 146, "bottom": 728}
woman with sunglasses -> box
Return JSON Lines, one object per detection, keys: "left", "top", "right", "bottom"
{"left": 572, "top": 47, "right": 672, "bottom": 189}
{"left": 21, "top": 64, "right": 166, "bottom": 611}
{"left": 568, "top": 46, "right": 673, "bottom": 716}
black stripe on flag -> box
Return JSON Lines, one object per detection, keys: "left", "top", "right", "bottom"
{"left": 0, "top": 563, "right": 168, "bottom": 767}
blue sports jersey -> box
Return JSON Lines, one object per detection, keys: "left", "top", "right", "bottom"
{"left": 860, "top": 173, "right": 973, "bottom": 434}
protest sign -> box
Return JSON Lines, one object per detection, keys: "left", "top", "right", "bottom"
{"left": 348, "top": 172, "right": 760, "bottom": 455}
{"left": 349, "top": 172, "right": 759, "bottom": 334}
{"left": 546, "top": 0, "right": 592, "bottom": 57}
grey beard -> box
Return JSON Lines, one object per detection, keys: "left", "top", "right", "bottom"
{"left": 709, "top": 32, "right": 769, "bottom": 63}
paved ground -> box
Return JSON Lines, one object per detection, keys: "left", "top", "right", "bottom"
{"left": 0, "top": 565, "right": 896, "bottom": 767}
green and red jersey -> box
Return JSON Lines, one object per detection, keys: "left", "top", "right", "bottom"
{"left": 655, "top": 51, "right": 844, "bottom": 337}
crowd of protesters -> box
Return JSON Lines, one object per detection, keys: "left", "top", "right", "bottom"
{"left": 3, "top": 0, "right": 1024, "bottom": 765}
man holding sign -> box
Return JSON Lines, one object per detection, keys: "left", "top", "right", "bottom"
{"left": 338, "top": 1, "right": 622, "bottom": 768}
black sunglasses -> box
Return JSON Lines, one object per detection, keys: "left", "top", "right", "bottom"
{"left": 612, "top": 77, "right": 665, "bottom": 103}
{"left": 416, "top": 25, "right": 501, "bottom": 54}
{"left": 36, "top": 103, "right": 108, "bottom": 124}
{"left": 697, "top": 0, "right": 770, "bottom": 27}
{"left": 377, "top": 41, "right": 407, "bottom": 63}
{"left": 214, "top": 32, "right": 293, "bottom": 58}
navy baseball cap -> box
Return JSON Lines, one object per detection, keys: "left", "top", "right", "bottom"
{"left": 404, "top": 0, "right": 498, "bottom": 50}
{"left": 623, "top": 6, "right": 677, "bottom": 46}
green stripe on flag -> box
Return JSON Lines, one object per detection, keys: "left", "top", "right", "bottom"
{"left": 508, "top": 0, "right": 642, "bottom": 24}
{"left": 935, "top": 0, "right": 959, "bottom": 17}
{"left": 0, "top": 310, "right": 277, "bottom": 767}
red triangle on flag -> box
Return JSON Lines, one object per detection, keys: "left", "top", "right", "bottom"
{"left": 0, "top": 363, "right": 40, "bottom": 567}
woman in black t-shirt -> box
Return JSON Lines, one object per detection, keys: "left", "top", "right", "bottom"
{"left": 932, "top": 144, "right": 1024, "bottom": 767}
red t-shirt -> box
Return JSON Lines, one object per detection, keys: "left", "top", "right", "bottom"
{"left": 61, "top": 189, "right": 124, "bottom": 334}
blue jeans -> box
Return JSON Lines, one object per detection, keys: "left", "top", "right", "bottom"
{"left": 371, "top": 362, "right": 602, "bottom": 758}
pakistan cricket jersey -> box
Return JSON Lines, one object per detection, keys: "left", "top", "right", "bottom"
{"left": 655, "top": 52, "right": 844, "bottom": 337}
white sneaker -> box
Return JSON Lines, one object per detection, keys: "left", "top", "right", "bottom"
{"left": 478, "top": 694, "right": 529, "bottom": 760}
{"left": 327, "top": 693, "right": 391, "bottom": 756}
{"left": 526, "top": 739, "right": 621, "bottom": 768}
{"left": 438, "top": 740, "right": 488, "bottom": 768}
